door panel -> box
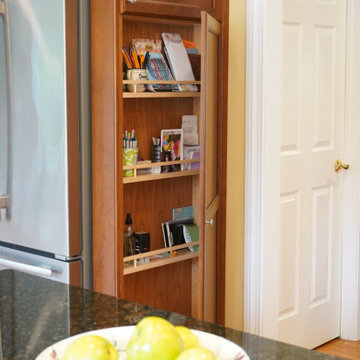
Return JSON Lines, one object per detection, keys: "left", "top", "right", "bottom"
{"left": 0, "top": 0, "right": 81, "bottom": 257}
{"left": 204, "top": 213, "right": 217, "bottom": 322}
{"left": 201, "top": 12, "right": 221, "bottom": 322}
{"left": 279, "top": 0, "right": 346, "bottom": 348}
{"left": 205, "top": 32, "right": 219, "bottom": 206}
{"left": 0, "top": 13, "right": 8, "bottom": 201}
{"left": 120, "top": 0, "right": 220, "bottom": 20}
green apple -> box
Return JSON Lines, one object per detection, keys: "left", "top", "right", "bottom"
{"left": 175, "top": 326, "right": 200, "bottom": 350}
{"left": 127, "top": 316, "right": 184, "bottom": 360}
{"left": 175, "top": 346, "right": 216, "bottom": 360}
{"left": 63, "top": 334, "right": 118, "bottom": 360}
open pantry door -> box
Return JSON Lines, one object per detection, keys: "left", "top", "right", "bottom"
{"left": 200, "top": 11, "right": 222, "bottom": 322}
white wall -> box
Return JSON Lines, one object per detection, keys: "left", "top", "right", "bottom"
{"left": 225, "top": 0, "right": 246, "bottom": 330}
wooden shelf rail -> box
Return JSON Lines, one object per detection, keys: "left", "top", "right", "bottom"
{"left": 123, "top": 159, "right": 200, "bottom": 183}
{"left": 123, "top": 80, "right": 201, "bottom": 85}
{"left": 123, "top": 80, "right": 200, "bottom": 98}
{"left": 123, "top": 241, "right": 200, "bottom": 275}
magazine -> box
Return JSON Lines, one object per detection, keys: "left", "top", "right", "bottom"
{"left": 161, "top": 217, "right": 194, "bottom": 247}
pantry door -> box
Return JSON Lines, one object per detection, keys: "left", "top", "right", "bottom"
{"left": 200, "top": 12, "right": 221, "bottom": 322}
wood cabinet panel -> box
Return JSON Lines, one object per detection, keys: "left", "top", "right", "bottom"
{"left": 122, "top": 98, "right": 196, "bottom": 160}
{"left": 123, "top": 178, "right": 193, "bottom": 250}
{"left": 124, "top": 261, "right": 193, "bottom": 316}
{"left": 120, "top": 0, "right": 223, "bottom": 21}
{"left": 91, "top": 0, "right": 229, "bottom": 322}
{"left": 91, "top": 0, "right": 120, "bottom": 297}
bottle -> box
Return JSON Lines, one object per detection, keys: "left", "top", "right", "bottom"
{"left": 124, "top": 213, "right": 135, "bottom": 257}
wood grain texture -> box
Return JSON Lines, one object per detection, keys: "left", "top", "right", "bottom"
{"left": 123, "top": 170, "right": 200, "bottom": 184}
{"left": 216, "top": 0, "right": 229, "bottom": 326}
{"left": 120, "top": 0, "right": 222, "bottom": 21}
{"left": 122, "top": 97, "right": 197, "bottom": 160}
{"left": 123, "top": 177, "right": 193, "bottom": 251}
{"left": 201, "top": 12, "right": 221, "bottom": 323}
{"left": 124, "top": 260, "right": 194, "bottom": 316}
{"left": 91, "top": 0, "right": 120, "bottom": 297}
{"left": 315, "top": 338, "right": 360, "bottom": 360}
{"left": 124, "top": 249, "right": 199, "bottom": 275}
{"left": 91, "top": 0, "right": 229, "bottom": 320}
{"left": 122, "top": 16, "right": 199, "bottom": 50}
{"left": 123, "top": 92, "right": 200, "bottom": 98}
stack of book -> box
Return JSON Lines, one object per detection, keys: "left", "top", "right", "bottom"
{"left": 161, "top": 206, "right": 199, "bottom": 252}
{"left": 161, "top": 32, "right": 198, "bottom": 92}
{"left": 182, "top": 39, "right": 200, "bottom": 55}
{"left": 145, "top": 53, "right": 174, "bottom": 92}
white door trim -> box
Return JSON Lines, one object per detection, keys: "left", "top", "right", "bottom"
{"left": 244, "top": 0, "right": 360, "bottom": 341}
{"left": 340, "top": 0, "right": 360, "bottom": 341}
{"left": 244, "top": 0, "right": 282, "bottom": 338}
{"left": 243, "top": 0, "right": 266, "bottom": 335}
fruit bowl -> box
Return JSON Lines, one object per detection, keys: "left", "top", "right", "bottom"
{"left": 35, "top": 326, "right": 250, "bottom": 360}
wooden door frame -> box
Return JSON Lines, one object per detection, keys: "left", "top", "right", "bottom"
{"left": 244, "top": 0, "right": 360, "bottom": 341}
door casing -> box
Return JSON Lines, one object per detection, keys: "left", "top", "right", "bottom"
{"left": 244, "top": 0, "right": 360, "bottom": 342}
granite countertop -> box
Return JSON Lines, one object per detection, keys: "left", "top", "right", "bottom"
{"left": 0, "top": 270, "right": 343, "bottom": 360}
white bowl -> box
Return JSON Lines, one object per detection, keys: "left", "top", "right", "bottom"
{"left": 35, "top": 325, "right": 250, "bottom": 360}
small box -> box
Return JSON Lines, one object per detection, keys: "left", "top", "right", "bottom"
{"left": 134, "top": 232, "right": 150, "bottom": 263}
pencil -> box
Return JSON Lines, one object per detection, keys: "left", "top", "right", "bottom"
{"left": 122, "top": 47, "right": 133, "bottom": 69}
{"left": 122, "top": 48, "right": 132, "bottom": 69}
{"left": 132, "top": 49, "right": 140, "bottom": 68}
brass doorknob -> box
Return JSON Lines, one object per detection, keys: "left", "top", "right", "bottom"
{"left": 334, "top": 159, "right": 349, "bottom": 173}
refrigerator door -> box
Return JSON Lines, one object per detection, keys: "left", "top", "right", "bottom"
{"left": 0, "top": 246, "right": 81, "bottom": 284}
{"left": 0, "top": 0, "right": 81, "bottom": 257}
{"left": 0, "top": 3, "right": 9, "bottom": 216}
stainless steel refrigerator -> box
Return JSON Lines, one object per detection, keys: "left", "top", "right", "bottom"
{"left": 0, "top": 0, "right": 91, "bottom": 288}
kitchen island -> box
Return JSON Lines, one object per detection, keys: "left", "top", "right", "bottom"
{"left": 0, "top": 270, "right": 341, "bottom": 360}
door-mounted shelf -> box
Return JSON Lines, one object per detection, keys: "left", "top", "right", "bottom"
{"left": 122, "top": 80, "right": 201, "bottom": 98}
{"left": 123, "top": 80, "right": 201, "bottom": 85}
{"left": 123, "top": 241, "right": 200, "bottom": 275}
{"left": 123, "top": 159, "right": 200, "bottom": 183}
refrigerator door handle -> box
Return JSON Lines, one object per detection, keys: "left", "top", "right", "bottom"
{"left": 0, "top": 195, "right": 8, "bottom": 208}
{"left": 0, "top": 0, "right": 12, "bottom": 218}
{"left": 0, "top": 257, "right": 53, "bottom": 277}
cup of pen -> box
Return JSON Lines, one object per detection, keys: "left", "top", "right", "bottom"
{"left": 123, "top": 148, "right": 139, "bottom": 177}
{"left": 127, "top": 69, "right": 147, "bottom": 93}
{"left": 151, "top": 145, "right": 161, "bottom": 174}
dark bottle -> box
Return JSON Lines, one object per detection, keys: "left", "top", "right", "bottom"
{"left": 124, "top": 213, "right": 135, "bottom": 257}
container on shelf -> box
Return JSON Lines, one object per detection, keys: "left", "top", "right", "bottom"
{"left": 123, "top": 148, "right": 139, "bottom": 177}
{"left": 124, "top": 213, "right": 135, "bottom": 258}
{"left": 151, "top": 145, "right": 161, "bottom": 174}
{"left": 126, "top": 69, "right": 147, "bottom": 92}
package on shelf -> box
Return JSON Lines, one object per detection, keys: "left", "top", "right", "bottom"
{"left": 136, "top": 160, "right": 153, "bottom": 175}
{"left": 131, "top": 38, "right": 162, "bottom": 53}
{"left": 182, "top": 115, "right": 198, "bottom": 145}
{"left": 183, "top": 145, "right": 200, "bottom": 170}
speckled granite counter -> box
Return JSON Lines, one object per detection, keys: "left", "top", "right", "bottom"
{"left": 0, "top": 270, "right": 343, "bottom": 360}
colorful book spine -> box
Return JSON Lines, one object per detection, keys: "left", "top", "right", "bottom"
{"left": 145, "top": 53, "right": 174, "bottom": 92}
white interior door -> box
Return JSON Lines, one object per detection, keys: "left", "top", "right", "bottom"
{"left": 278, "top": 0, "right": 347, "bottom": 348}
{"left": 245, "top": 0, "right": 360, "bottom": 349}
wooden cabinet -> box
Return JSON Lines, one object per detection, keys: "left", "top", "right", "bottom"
{"left": 91, "top": 0, "right": 228, "bottom": 323}
{"left": 120, "top": 0, "right": 223, "bottom": 21}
